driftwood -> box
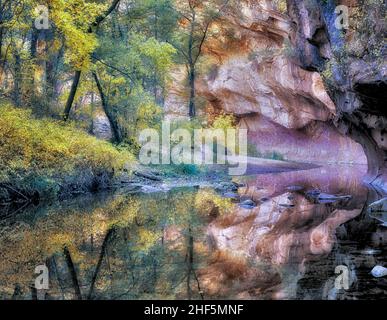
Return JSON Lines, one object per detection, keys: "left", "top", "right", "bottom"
{"left": 133, "top": 171, "right": 162, "bottom": 182}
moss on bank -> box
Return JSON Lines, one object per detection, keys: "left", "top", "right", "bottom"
{"left": 0, "top": 104, "right": 135, "bottom": 203}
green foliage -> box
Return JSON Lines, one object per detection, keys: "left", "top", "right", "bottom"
{"left": 211, "top": 113, "right": 237, "bottom": 131}
{"left": 0, "top": 104, "right": 134, "bottom": 200}
{"left": 321, "top": 59, "right": 335, "bottom": 90}
{"left": 50, "top": 0, "right": 108, "bottom": 70}
{"left": 170, "top": 117, "right": 206, "bottom": 134}
{"left": 267, "top": 151, "right": 285, "bottom": 161}
{"left": 152, "top": 163, "right": 201, "bottom": 178}
{"left": 347, "top": 0, "right": 385, "bottom": 61}
{"left": 273, "top": 0, "right": 288, "bottom": 14}
{"left": 114, "top": 88, "right": 164, "bottom": 148}
{"left": 126, "top": 0, "right": 178, "bottom": 42}
{"left": 94, "top": 15, "right": 176, "bottom": 143}
{"left": 0, "top": 0, "right": 177, "bottom": 145}
{"left": 246, "top": 144, "right": 285, "bottom": 161}
{"left": 175, "top": 164, "right": 200, "bottom": 176}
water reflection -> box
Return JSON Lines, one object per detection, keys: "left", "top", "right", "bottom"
{"left": 0, "top": 165, "right": 385, "bottom": 300}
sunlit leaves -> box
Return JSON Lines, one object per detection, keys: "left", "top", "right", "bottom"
{"left": 0, "top": 104, "right": 134, "bottom": 187}
{"left": 195, "top": 188, "right": 233, "bottom": 216}
{"left": 48, "top": 0, "right": 108, "bottom": 70}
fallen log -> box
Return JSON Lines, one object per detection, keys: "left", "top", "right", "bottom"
{"left": 133, "top": 171, "right": 162, "bottom": 182}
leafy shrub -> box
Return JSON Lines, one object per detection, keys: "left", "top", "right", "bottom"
{"left": 175, "top": 164, "right": 199, "bottom": 176}
{"left": 211, "top": 113, "right": 236, "bottom": 131}
{"left": 246, "top": 145, "right": 285, "bottom": 161}
{"left": 0, "top": 104, "right": 134, "bottom": 200}
{"left": 155, "top": 163, "right": 200, "bottom": 177}
{"left": 273, "top": 0, "right": 288, "bottom": 14}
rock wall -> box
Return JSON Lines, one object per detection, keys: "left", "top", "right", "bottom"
{"left": 165, "top": 0, "right": 371, "bottom": 170}
{"left": 200, "top": 165, "right": 373, "bottom": 299}
{"left": 241, "top": 114, "right": 366, "bottom": 164}
{"left": 286, "top": 0, "right": 386, "bottom": 190}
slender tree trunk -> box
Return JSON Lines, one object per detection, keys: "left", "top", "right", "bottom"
{"left": 63, "top": 246, "right": 83, "bottom": 300}
{"left": 44, "top": 28, "right": 56, "bottom": 101}
{"left": 48, "top": 255, "right": 66, "bottom": 300}
{"left": 188, "top": 65, "right": 196, "bottom": 118}
{"left": 11, "top": 284, "right": 22, "bottom": 300}
{"left": 186, "top": 226, "right": 194, "bottom": 300}
{"left": 0, "top": 1, "right": 4, "bottom": 82}
{"left": 30, "top": 286, "right": 38, "bottom": 300}
{"left": 30, "top": 26, "right": 38, "bottom": 59}
{"left": 50, "top": 44, "right": 65, "bottom": 103}
{"left": 0, "top": 27, "right": 4, "bottom": 83}
{"left": 87, "top": 228, "right": 116, "bottom": 300}
{"left": 92, "top": 72, "right": 121, "bottom": 143}
{"left": 30, "top": 28, "right": 48, "bottom": 106}
{"left": 30, "top": 26, "right": 39, "bottom": 106}
{"left": 187, "top": 9, "right": 196, "bottom": 119}
{"left": 62, "top": 0, "right": 121, "bottom": 121}
{"left": 13, "top": 52, "right": 21, "bottom": 106}
{"left": 63, "top": 70, "right": 81, "bottom": 121}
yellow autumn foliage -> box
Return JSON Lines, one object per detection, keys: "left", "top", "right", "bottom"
{"left": 195, "top": 188, "right": 233, "bottom": 216}
{"left": 0, "top": 103, "right": 134, "bottom": 191}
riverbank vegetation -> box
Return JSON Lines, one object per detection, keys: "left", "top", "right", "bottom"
{"left": 0, "top": 103, "right": 134, "bottom": 203}
{"left": 0, "top": 0, "right": 278, "bottom": 204}
{"left": 0, "top": 0, "right": 248, "bottom": 210}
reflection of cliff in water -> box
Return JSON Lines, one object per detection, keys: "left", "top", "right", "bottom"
{"left": 0, "top": 165, "right": 385, "bottom": 300}
{"left": 202, "top": 165, "right": 387, "bottom": 299}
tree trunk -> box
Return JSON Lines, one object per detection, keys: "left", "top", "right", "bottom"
{"left": 87, "top": 228, "right": 116, "bottom": 300}
{"left": 30, "top": 26, "right": 39, "bottom": 59}
{"left": 63, "top": 246, "right": 83, "bottom": 300}
{"left": 30, "top": 286, "right": 38, "bottom": 300}
{"left": 11, "top": 284, "right": 22, "bottom": 300}
{"left": 63, "top": 70, "right": 81, "bottom": 121}
{"left": 188, "top": 65, "right": 196, "bottom": 118}
{"left": 92, "top": 72, "right": 121, "bottom": 143}
{"left": 187, "top": 9, "right": 196, "bottom": 119}
{"left": 0, "top": 27, "right": 4, "bottom": 83}
{"left": 186, "top": 226, "right": 194, "bottom": 300}
{"left": 44, "top": 28, "right": 57, "bottom": 101}
{"left": 13, "top": 52, "right": 21, "bottom": 106}
{"left": 62, "top": 0, "right": 121, "bottom": 120}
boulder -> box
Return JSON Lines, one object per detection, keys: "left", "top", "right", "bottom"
{"left": 369, "top": 197, "right": 387, "bottom": 212}
{"left": 371, "top": 266, "right": 387, "bottom": 278}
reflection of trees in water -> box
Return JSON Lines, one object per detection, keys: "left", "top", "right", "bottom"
{"left": 1, "top": 174, "right": 384, "bottom": 300}
{"left": 0, "top": 188, "right": 223, "bottom": 300}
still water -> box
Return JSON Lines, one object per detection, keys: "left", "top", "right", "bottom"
{"left": 0, "top": 165, "right": 386, "bottom": 300}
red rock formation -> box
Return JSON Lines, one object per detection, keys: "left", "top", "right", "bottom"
{"left": 199, "top": 165, "right": 369, "bottom": 299}
{"left": 286, "top": 0, "right": 386, "bottom": 190}
{"left": 165, "top": 0, "right": 368, "bottom": 167}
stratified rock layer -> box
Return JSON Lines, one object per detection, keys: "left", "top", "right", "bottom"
{"left": 286, "top": 0, "right": 386, "bottom": 190}
{"left": 165, "top": 0, "right": 368, "bottom": 167}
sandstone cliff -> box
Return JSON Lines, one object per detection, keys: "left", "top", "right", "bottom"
{"left": 165, "top": 0, "right": 386, "bottom": 188}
